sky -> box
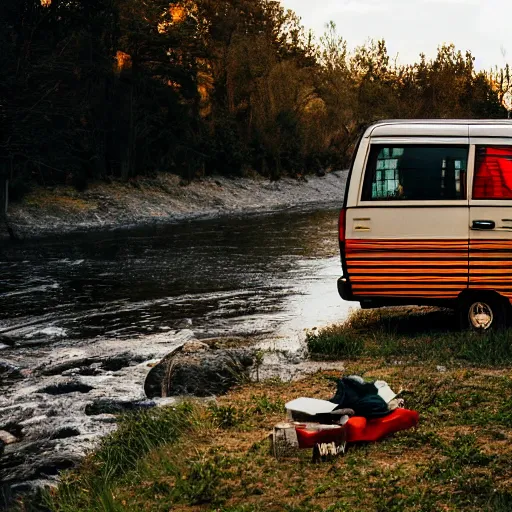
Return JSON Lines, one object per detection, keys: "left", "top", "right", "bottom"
{"left": 281, "top": 0, "right": 512, "bottom": 72}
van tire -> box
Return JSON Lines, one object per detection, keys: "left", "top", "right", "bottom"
{"left": 458, "top": 294, "right": 509, "bottom": 332}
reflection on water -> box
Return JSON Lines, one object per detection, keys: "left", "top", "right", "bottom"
{"left": 0, "top": 207, "right": 357, "bottom": 349}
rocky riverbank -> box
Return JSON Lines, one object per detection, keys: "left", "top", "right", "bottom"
{"left": 1, "top": 330, "right": 191, "bottom": 502}
{"left": 0, "top": 328, "right": 340, "bottom": 505}
{"left": 4, "top": 171, "right": 347, "bottom": 239}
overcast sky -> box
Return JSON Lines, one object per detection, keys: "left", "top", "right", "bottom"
{"left": 282, "top": 0, "right": 512, "bottom": 71}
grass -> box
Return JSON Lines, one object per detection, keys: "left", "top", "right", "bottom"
{"left": 307, "top": 307, "right": 512, "bottom": 365}
{"left": 25, "top": 403, "right": 199, "bottom": 512}
{"left": 13, "top": 307, "right": 512, "bottom": 511}
{"left": 24, "top": 366, "right": 512, "bottom": 512}
{"left": 13, "top": 368, "right": 510, "bottom": 512}
{"left": 23, "top": 189, "right": 93, "bottom": 212}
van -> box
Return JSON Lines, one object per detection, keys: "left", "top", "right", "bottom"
{"left": 338, "top": 119, "right": 512, "bottom": 331}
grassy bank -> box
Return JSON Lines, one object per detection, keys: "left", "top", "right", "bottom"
{"left": 15, "top": 307, "right": 512, "bottom": 512}
{"left": 307, "top": 307, "right": 512, "bottom": 365}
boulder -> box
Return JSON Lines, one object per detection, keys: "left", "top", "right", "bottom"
{"left": 182, "top": 341, "right": 209, "bottom": 353}
{"left": 144, "top": 345, "right": 255, "bottom": 398}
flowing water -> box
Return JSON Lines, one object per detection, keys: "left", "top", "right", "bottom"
{"left": 0, "top": 206, "right": 358, "bottom": 352}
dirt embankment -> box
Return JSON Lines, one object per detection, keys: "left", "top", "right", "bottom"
{"left": 4, "top": 171, "right": 347, "bottom": 239}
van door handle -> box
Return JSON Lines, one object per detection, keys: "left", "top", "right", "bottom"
{"left": 472, "top": 220, "right": 496, "bottom": 230}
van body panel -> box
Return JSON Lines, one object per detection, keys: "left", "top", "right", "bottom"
{"left": 469, "top": 206, "right": 512, "bottom": 237}
{"left": 346, "top": 138, "right": 370, "bottom": 208}
{"left": 468, "top": 138, "right": 512, "bottom": 301}
{"left": 346, "top": 207, "right": 469, "bottom": 239}
{"left": 345, "top": 207, "right": 469, "bottom": 299}
{"left": 341, "top": 122, "right": 475, "bottom": 304}
{"left": 469, "top": 126, "right": 512, "bottom": 138}
{"left": 468, "top": 238, "right": 512, "bottom": 298}
{"left": 369, "top": 137, "right": 467, "bottom": 146}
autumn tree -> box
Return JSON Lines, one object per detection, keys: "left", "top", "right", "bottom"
{"left": 1, "top": 1, "right": 509, "bottom": 197}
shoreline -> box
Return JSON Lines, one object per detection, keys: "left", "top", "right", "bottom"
{"left": 17, "top": 307, "right": 512, "bottom": 511}
{"left": 0, "top": 329, "right": 341, "bottom": 503}
{"left": 3, "top": 171, "right": 347, "bottom": 240}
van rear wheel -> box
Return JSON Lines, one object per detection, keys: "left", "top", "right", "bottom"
{"left": 458, "top": 294, "right": 508, "bottom": 331}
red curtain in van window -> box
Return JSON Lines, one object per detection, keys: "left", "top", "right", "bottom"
{"left": 473, "top": 147, "right": 512, "bottom": 199}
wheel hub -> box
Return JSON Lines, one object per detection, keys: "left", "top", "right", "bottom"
{"left": 468, "top": 302, "right": 494, "bottom": 330}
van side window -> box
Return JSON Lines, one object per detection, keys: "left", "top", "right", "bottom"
{"left": 362, "top": 145, "right": 468, "bottom": 201}
{"left": 473, "top": 146, "right": 512, "bottom": 199}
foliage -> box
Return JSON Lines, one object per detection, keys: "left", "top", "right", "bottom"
{"left": 41, "top": 402, "right": 196, "bottom": 511}
{"left": 1, "top": 2, "right": 510, "bottom": 197}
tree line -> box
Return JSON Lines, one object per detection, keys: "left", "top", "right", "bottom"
{"left": 0, "top": 0, "right": 511, "bottom": 198}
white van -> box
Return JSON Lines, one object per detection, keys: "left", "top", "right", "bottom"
{"left": 338, "top": 120, "right": 512, "bottom": 330}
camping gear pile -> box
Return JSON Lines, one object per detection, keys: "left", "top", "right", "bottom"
{"left": 272, "top": 375, "right": 419, "bottom": 461}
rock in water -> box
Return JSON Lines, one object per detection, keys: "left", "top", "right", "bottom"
{"left": 0, "top": 334, "right": 15, "bottom": 347}
{"left": 85, "top": 399, "right": 156, "bottom": 416}
{"left": 0, "top": 362, "right": 24, "bottom": 385}
{"left": 0, "top": 431, "right": 18, "bottom": 445}
{"left": 144, "top": 345, "right": 254, "bottom": 398}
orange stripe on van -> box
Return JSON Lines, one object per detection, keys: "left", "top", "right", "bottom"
{"left": 347, "top": 261, "right": 467, "bottom": 268}
{"left": 349, "top": 269, "right": 468, "bottom": 275}
{"left": 345, "top": 238, "right": 512, "bottom": 300}
{"left": 470, "top": 239, "right": 512, "bottom": 294}
{"left": 351, "top": 276, "right": 467, "bottom": 282}
{"left": 471, "top": 241, "right": 512, "bottom": 248}
{"left": 345, "top": 239, "right": 467, "bottom": 298}
{"left": 358, "top": 292, "right": 457, "bottom": 298}
{"left": 347, "top": 241, "right": 467, "bottom": 249}
{"left": 348, "top": 252, "right": 466, "bottom": 259}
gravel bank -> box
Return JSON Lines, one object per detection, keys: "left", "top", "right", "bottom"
{"left": 4, "top": 171, "right": 347, "bottom": 239}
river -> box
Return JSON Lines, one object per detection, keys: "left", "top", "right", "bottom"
{"left": 0, "top": 206, "right": 358, "bottom": 351}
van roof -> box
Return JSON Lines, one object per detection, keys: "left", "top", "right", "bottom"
{"left": 366, "top": 119, "right": 512, "bottom": 138}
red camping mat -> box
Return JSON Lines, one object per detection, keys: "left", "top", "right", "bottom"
{"left": 294, "top": 409, "right": 419, "bottom": 448}
{"left": 345, "top": 408, "right": 419, "bottom": 443}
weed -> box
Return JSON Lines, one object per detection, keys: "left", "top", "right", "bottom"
{"left": 173, "top": 456, "right": 227, "bottom": 505}
{"left": 442, "top": 434, "right": 493, "bottom": 468}
{"left": 425, "top": 433, "right": 494, "bottom": 486}
{"left": 42, "top": 403, "right": 195, "bottom": 511}
{"left": 209, "top": 403, "right": 243, "bottom": 428}
{"left": 491, "top": 491, "right": 512, "bottom": 511}
{"left": 495, "top": 396, "right": 512, "bottom": 427}
{"left": 388, "top": 429, "right": 442, "bottom": 449}
{"left": 254, "top": 350, "right": 265, "bottom": 382}
{"left": 250, "top": 394, "right": 284, "bottom": 415}
{"left": 306, "top": 326, "right": 364, "bottom": 359}
{"left": 215, "top": 507, "right": 258, "bottom": 512}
